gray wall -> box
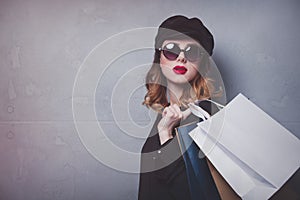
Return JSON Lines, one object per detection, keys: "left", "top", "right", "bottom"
{"left": 1, "top": 0, "right": 299, "bottom": 199}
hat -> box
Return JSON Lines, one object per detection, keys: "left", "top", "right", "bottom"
{"left": 155, "top": 15, "right": 214, "bottom": 56}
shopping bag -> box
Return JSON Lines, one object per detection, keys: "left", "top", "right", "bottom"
{"left": 175, "top": 122, "right": 221, "bottom": 200}
{"left": 189, "top": 93, "right": 300, "bottom": 200}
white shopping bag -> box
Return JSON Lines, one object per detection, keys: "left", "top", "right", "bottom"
{"left": 189, "top": 93, "right": 300, "bottom": 200}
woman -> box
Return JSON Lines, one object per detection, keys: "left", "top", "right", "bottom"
{"left": 138, "top": 15, "right": 238, "bottom": 200}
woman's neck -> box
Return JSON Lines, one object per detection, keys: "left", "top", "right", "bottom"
{"left": 167, "top": 81, "right": 184, "bottom": 105}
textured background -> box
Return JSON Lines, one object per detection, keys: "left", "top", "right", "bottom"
{"left": 1, "top": 0, "right": 299, "bottom": 199}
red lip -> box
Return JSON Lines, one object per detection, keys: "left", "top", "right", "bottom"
{"left": 173, "top": 66, "right": 187, "bottom": 74}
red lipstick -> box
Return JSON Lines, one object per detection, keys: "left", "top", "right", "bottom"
{"left": 173, "top": 66, "right": 187, "bottom": 75}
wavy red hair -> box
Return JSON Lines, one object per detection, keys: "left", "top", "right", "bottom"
{"left": 143, "top": 49, "right": 218, "bottom": 113}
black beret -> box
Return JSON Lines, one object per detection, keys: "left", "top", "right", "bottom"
{"left": 155, "top": 15, "right": 214, "bottom": 56}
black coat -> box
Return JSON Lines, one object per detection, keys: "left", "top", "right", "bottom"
{"left": 138, "top": 101, "right": 221, "bottom": 200}
{"left": 138, "top": 113, "right": 196, "bottom": 200}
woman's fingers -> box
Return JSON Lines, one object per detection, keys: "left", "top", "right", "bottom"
{"left": 182, "top": 108, "right": 191, "bottom": 121}
{"left": 172, "top": 104, "right": 183, "bottom": 118}
{"left": 158, "top": 104, "right": 191, "bottom": 139}
{"left": 163, "top": 104, "right": 185, "bottom": 120}
{"left": 167, "top": 105, "right": 178, "bottom": 118}
{"left": 162, "top": 107, "right": 168, "bottom": 117}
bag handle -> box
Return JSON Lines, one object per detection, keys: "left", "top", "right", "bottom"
{"left": 188, "top": 99, "right": 225, "bottom": 121}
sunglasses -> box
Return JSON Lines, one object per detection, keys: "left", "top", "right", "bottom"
{"left": 159, "top": 42, "right": 204, "bottom": 62}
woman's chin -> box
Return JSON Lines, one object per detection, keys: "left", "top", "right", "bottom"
{"left": 168, "top": 77, "right": 193, "bottom": 85}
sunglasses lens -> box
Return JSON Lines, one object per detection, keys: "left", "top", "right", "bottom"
{"left": 185, "top": 45, "right": 201, "bottom": 62}
{"left": 161, "top": 43, "right": 203, "bottom": 62}
{"left": 162, "top": 43, "right": 180, "bottom": 61}
{"left": 162, "top": 50, "right": 178, "bottom": 60}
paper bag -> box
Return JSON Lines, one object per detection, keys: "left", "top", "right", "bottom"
{"left": 189, "top": 93, "right": 300, "bottom": 200}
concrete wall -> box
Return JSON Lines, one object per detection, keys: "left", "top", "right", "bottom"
{"left": 1, "top": 0, "right": 299, "bottom": 199}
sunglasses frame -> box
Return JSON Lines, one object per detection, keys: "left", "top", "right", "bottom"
{"left": 158, "top": 42, "right": 204, "bottom": 62}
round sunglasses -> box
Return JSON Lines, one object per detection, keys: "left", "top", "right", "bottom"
{"left": 159, "top": 42, "right": 204, "bottom": 62}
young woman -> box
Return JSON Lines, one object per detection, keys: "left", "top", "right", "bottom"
{"left": 138, "top": 15, "right": 238, "bottom": 200}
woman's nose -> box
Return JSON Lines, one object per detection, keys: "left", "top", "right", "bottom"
{"left": 176, "top": 51, "right": 187, "bottom": 63}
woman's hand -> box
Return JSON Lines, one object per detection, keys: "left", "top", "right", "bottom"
{"left": 157, "top": 104, "right": 191, "bottom": 145}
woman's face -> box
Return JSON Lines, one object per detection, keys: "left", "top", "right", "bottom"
{"left": 160, "top": 39, "right": 203, "bottom": 85}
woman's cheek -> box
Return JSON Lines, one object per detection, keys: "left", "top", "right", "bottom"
{"left": 186, "top": 66, "right": 199, "bottom": 81}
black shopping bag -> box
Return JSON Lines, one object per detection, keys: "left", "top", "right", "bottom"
{"left": 175, "top": 122, "right": 221, "bottom": 200}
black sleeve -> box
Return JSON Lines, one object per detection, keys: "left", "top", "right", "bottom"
{"left": 139, "top": 115, "right": 184, "bottom": 173}
{"left": 138, "top": 115, "right": 189, "bottom": 200}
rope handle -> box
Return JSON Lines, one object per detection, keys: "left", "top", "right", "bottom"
{"left": 188, "top": 99, "right": 225, "bottom": 121}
